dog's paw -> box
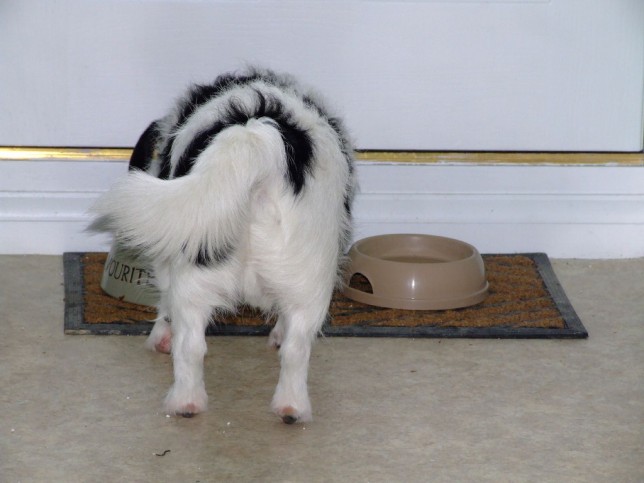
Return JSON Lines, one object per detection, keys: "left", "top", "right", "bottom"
{"left": 164, "top": 383, "right": 208, "bottom": 418}
{"left": 145, "top": 320, "right": 172, "bottom": 354}
{"left": 267, "top": 324, "right": 284, "bottom": 350}
{"left": 271, "top": 392, "right": 312, "bottom": 424}
{"left": 151, "top": 333, "right": 172, "bottom": 354}
{"left": 272, "top": 404, "right": 313, "bottom": 425}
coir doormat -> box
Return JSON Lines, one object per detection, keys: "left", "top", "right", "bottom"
{"left": 63, "top": 252, "right": 587, "bottom": 339}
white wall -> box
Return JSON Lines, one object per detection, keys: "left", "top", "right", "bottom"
{"left": 1, "top": 1, "right": 643, "bottom": 258}
{"left": 1, "top": 0, "right": 643, "bottom": 150}
{"left": 2, "top": 154, "right": 643, "bottom": 258}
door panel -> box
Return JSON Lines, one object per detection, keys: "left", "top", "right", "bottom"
{"left": 1, "top": 0, "right": 642, "bottom": 150}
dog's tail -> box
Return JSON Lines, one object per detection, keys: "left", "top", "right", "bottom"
{"left": 89, "top": 119, "right": 285, "bottom": 263}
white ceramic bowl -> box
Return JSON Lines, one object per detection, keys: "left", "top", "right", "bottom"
{"left": 100, "top": 243, "right": 159, "bottom": 307}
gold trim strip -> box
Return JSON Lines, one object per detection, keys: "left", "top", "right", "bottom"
{"left": 0, "top": 147, "right": 132, "bottom": 161}
{"left": 355, "top": 151, "right": 644, "bottom": 166}
{"left": 1, "top": 147, "right": 642, "bottom": 166}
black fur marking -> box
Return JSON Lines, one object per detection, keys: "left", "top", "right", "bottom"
{"left": 343, "top": 194, "right": 352, "bottom": 217}
{"left": 280, "top": 118, "right": 313, "bottom": 196}
{"left": 254, "top": 92, "right": 315, "bottom": 195}
{"left": 302, "top": 95, "right": 326, "bottom": 117}
{"left": 172, "top": 126, "right": 223, "bottom": 179}
{"left": 303, "top": 94, "right": 354, "bottom": 177}
{"left": 194, "top": 243, "right": 233, "bottom": 267}
{"left": 151, "top": 69, "right": 352, "bottom": 190}
{"left": 172, "top": 89, "right": 314, "bottom": 196}
{"left": 161, "top": 72, "right": 273, "bottom": 178}
{"left": 129, "top": 121, "right": 161, "bottom": 172}
{"left": 158, "top": 142, "right": 173, "bottom": 180}
{"left": 176, "top": 71, "right": 287, "bottom": 125}
{"left": 250, "top": 92, "right": 315, "bottom": 196}
{"left": 175, "top": 83, "right": 227, "bottom": 129}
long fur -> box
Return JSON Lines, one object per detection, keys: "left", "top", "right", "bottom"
{"left": 90, "top": 67, "right": 356, "bottom": 423}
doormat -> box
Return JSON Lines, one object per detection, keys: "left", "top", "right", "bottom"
{"left": 63, "top": 252, "right": 587, "bottom": 339}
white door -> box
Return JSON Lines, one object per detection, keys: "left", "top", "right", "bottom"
{"left": 1, "top": 0, "right": 642, "bottom": 151}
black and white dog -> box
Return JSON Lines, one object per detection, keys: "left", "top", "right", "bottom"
{"left": 91, "top": 68, "right": 356, "bottom": 424}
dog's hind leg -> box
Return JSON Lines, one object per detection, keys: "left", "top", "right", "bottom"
{"left": 270, "top": 302, "right": 328, "bottom": 424}
{"left": 162, "top": 267, "right": 215, "bottom": 418}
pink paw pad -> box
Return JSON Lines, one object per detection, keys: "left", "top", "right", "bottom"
{"left": 154, "top": 334, "right": 172, "bottom": 354}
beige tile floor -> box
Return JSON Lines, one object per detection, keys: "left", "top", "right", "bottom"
{"left": 1, "top": 255, "right": 642, "bottom": 483}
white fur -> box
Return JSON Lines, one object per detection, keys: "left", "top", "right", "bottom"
{"left": 90, "top": 68, "right": 356, "bottom": 423}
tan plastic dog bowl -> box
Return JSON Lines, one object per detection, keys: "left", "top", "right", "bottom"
{"left": 343, "top": 234, "right": 488, "bottom": 310}
{"left": 100, "top": 242, "right": 159, "bottom": 307}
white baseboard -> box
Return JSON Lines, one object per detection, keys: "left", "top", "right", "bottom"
{"left": 1, "top": 158, "right": 643, "bottom": 258}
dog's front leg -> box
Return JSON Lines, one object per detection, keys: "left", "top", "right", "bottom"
{"left": 145, "top": 315, "right": 172, "bottom": 354}
{"left": 267, "top": 316, "right": 285, "bottom": 349}
{"left": 145, "top": 262, "right": 173, "bottom": 354}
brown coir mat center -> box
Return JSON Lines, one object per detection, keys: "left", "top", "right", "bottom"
{"left": 63, "top": 252, "right": 587, "bottom": 339}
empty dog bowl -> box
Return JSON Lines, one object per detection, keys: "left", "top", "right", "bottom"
{"left": 343, "top": 234, "right": 488, "bottom": 310}
{"left": 100, "top": 242, "right": 159, "bottom": 307}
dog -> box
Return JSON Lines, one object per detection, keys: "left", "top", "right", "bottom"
{"left": 90, "top": 67, "right": 356, "bottom": 424}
